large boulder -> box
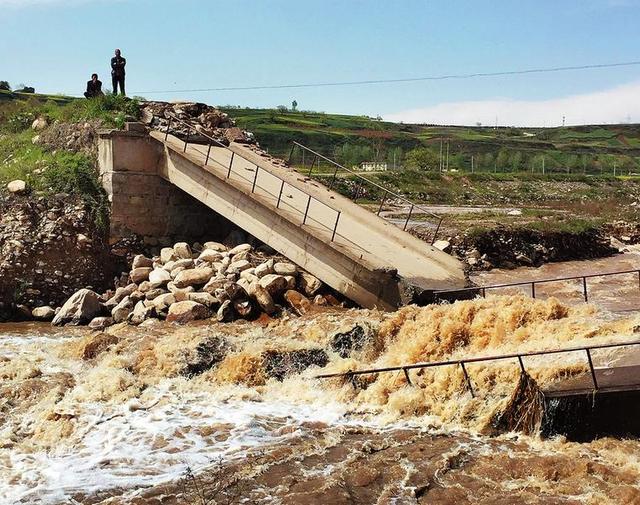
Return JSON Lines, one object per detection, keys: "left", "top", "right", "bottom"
{"left": 173, "top": 267, "right": 214, "bottom": 288}
{"left": 167, "top": 301, "right": 210, "bottom": 323}
{"left": 52, "top": 289, "right": 103, "bottom": 326}
{"left": 88, "top": 316, "right": 114, "bottom": 331}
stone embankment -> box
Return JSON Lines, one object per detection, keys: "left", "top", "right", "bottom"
{"left": 0, "top": 194, "right": 126, "bottom": 321}
{"left": 44, "top": 240, "right": 336, "bottom": 328}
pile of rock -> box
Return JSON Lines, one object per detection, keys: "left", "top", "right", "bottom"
{"left": 140, "top": 101, "right": 255, "bottom": 145}
{"left": 48, "top": 240, "right": 335, "bottom": 328}
{"left": 34, "top": 119, "right": 102, "bottom": 155}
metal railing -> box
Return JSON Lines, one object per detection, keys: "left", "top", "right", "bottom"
{"left": 433, "top": 268, "right": 640, "bottom": 304}
{"left": 289, "top": 142, "right": 444, "bottom": 245}
{"left": 316, "top": 340, "right": 640, "bottom": 397}
{"left": 163, "top": 114, "right": 364, "bottom": 252}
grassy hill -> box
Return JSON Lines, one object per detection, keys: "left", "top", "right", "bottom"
{"left": 221, "top": 106, "right": 640, "bottom": 176}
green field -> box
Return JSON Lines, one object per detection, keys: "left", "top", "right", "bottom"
{"left": 220, "top": 106, "right": 640, "bottom": 176}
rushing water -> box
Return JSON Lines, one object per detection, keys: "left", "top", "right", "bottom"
{"left": 3, "top": 254, "right": 640, "bottom": 504}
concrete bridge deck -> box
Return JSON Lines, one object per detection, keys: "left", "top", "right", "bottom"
{"left": 99, "top": 126, "right": 465, "bottom": 309}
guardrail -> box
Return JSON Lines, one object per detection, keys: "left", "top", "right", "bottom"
{"left": 433, "top": 268, "right": 640, "bottom": 303}
{"left": 163, "top": 114, "right": 368, "bottom": 253}
{"left": 316, "top": 340, "right": 640, "bottom": 397}
{"left": 289, "top": 142, "right": 444, "bottom": 245}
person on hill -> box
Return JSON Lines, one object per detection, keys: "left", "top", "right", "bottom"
{"left": 84, "top": 73, "right": 103, "bottom": 98}
{"left": 111, "top": 48, "right": 126, "bottom": 95}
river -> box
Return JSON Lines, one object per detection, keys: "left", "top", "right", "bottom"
{"left": 2, "top": 252, "right": 640, "bottom": 504}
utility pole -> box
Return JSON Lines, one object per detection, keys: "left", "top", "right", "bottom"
{"left": 446, "top": 141, "right": 450, "bottom": 171}
{"left": 439, "top": 139, "right": 443, "bottom": 172}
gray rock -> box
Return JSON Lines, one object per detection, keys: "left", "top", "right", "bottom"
{"left": 52, "top": 289, "right": 103, "bottom": 326}
{"left": 32, "top": 305, "right": 55, "bottom": 321}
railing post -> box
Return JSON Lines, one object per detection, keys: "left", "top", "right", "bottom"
{"left": 585, "top": 348, "right": 598, "bottom": 389}
{"left": 459, "top": 362, "right": 475, "bottom": 397}
{"left": 251, "top": 166, "right": 259, "bottom": 193}
{"left": 331, "top": 211, "right": 341, "bottom": 242}
{"left": 481, "top": 287, "right": 486, "bottom": 298}
{"left": 308, "top": 155, "right": 317, "bottom": 177}
{"left": 276, "top": 180, "right": 285, "bottom": 208}
{"left": 431, "top": 216, "right": 443, "bottom": 245}
{"left": 582, "top": 277, "right": 588, "bottom": 302}
{"left": 403, "top": 367, "right": 412, "bottom": 386}
{"left": 183, "top": 130, "right": 189, "bottom": 152}
{"left": 302, "top": 195, "right": 312, "bottom": 224}
{"left": 227, "top": 152, "right": 234, "bottom": 178}
{"left": 287, "top": 144, "right": 295, "bottom": 165}
{"left": 517, "top": 355, "right": 526, "bottom": 374}
{"left": 328, "top": 164, "right": 339, "bottom": 190}
{"left": 205, "top": 143, "right": 212, "bottom": 165}
{"left": 377, "top": 191, "right": 388, "bottom": 216}
{"left": 164, "top": 116, "right": 172, "bottom": 141}
{"left": 403, "top": 204, "right": 414, "bottom": 231}
{"left": 531, "top": 282, "right": 536, "bottom": 299}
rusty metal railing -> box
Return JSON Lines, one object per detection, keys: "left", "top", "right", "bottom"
{"left": 433, "top": 268, "right": 640, "bottom": 303}
{"left": 316, "top": 340, "right": 640, "bottom": 397}
{"left": 162, "top": 114, "right": 367, "bottom": 253}
{"left": 289, "top": 142, "right": 444, "bottom": 245}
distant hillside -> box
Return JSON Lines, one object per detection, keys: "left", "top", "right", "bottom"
{"left": 221, "top": 106, "right": 640, "bottom": 174}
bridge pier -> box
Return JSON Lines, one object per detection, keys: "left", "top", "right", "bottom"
{"left": 98, "top": 126, "right": 234, "bottom": 246}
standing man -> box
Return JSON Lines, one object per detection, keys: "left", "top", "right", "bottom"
{"left": 111, "top": 49, "right": 126, "bottom": 95}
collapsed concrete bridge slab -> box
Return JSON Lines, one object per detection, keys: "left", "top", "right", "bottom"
{"left": 98, "top": 124, "right": 465, "bottom": 309}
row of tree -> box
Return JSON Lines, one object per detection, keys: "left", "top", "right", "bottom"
{"left": 327, "top": 142, "right": 639, "bottom": 174}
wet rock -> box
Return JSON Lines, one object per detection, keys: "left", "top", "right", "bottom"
{"left": 330, "top": 324, "right": 372, "bottom": 358}
{"left": 52, "top": 288, "right": 103, "bottom": 326}
{"left": 284, "top": 290, "right": 312, "bottom": 316}
{"left": 182, "top": 335, "right": 229, "bottom": 377}
{"left": 112, "top": 296, "right": 134, "bottom": 323}
{"left": 262, "top": 349, "right": 329, "bottom": 381}
{"left": 129, "top": 301, "right": 157, "bottom": 325}
{"left": 88, "top": 316, "right": 114, "bottom": 331}
{"left": 250, "top": 282, "right": 276, "bottom": 315}
{"left": 216, "top": 299, "right": 235, "bottom": 322}
{"left": 80, "top": 333, "right": 119, "bottom": 360}
{"left": 166, "top": 301, "right": 209, "bottom": 323}
{"left": 31, "top": 305, "right": 55, "bottom": 321}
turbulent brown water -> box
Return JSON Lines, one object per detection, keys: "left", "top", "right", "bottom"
{"left": 2, "top": 294, "right": 640, "bottom": 504}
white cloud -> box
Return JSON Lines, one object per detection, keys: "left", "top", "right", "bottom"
{"left": 385, "top": 81, "right": 640, "bottom": 127}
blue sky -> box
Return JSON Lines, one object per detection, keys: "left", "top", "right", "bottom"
{"left": 2, "top": 0, "right": 640, "bottom": 125}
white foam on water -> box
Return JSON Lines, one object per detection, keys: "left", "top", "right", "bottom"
{"left": 0, "top": 376, "right": 368, "bottom": 505}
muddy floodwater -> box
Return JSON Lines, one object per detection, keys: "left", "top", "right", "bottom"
{"left": 3, "top": 255, "right": 640, "bottom": 503}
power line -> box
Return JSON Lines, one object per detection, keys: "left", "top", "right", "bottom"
{"left": 130, "top": 60, "right": 640, "bottom": 95}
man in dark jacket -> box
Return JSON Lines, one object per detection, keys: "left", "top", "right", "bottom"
{"left": 111, "top": 48, "right": 126, "bottom": 95}
{"left": 84, "top": 73, "right": 103, "bottom": 98}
